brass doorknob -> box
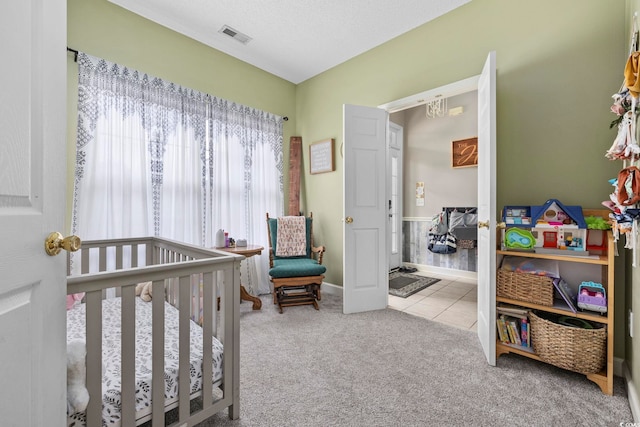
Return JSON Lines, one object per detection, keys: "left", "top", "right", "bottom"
{"left": 45, "top": 232, "right": 81, "bottom": 256}
{"left": 345, "top": 216, "right": 354, "bottom": 224}
{"left": 477, "top": 221, "right": 505, "bottom": 230}
{"left": 478, "top": 220, "right": 490, "bottom": 229}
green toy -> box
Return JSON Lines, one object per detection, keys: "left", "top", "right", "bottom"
{"left": 505, "top": 228, "right": 535, "bottom": 249}
{"left": 585, "top": 216, "right": 611, "bottom": 230}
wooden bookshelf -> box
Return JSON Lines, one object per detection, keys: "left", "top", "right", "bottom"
{"left": 495, "top": 209, "right": 614, "bottom": 395}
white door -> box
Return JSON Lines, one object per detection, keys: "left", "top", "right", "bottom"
{"left": 0, "top": 0, "right": 68, "bottom": 425}
{"left": 476, "top": 51, "right": 497, "bottom": 365}
{"left": 388, "top": 122, "right": 403, "bottom": 271}
{"left": 343, "top": 104, "right": 389, "bottom": 314}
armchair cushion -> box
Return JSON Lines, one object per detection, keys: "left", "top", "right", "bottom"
{"left": 269, "top": 258, "right": 326, "bottom": 279}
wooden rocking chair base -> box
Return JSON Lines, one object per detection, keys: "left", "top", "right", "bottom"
{"left": 272, "top": 275, "right": 323, "bottom": 314}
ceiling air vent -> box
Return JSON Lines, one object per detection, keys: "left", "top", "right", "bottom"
{"left": 219, "top": 25, "right": 252, "bottom": 45}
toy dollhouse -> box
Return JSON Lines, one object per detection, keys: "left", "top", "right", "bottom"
{"left": 503, "top": 199, "right": 588, "bottom": 254}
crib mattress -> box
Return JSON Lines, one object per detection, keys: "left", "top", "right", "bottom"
{"left": 66, "top": 297, "right": 224, "bottom": 426}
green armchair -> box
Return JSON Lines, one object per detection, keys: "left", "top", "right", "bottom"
{"left": 266, "top": 212, "right": 326, "bottom": 313}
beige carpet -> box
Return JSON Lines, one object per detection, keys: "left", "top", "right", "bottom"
{"left": 186, "top": 293, "right": 632, "bottom": 426}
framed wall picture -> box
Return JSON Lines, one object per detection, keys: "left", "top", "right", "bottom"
{"left": 451, "top": 137, "right": 478, "bottom": 168}
{"left": 309, "top": 138, "right": 335, "bottom": 174}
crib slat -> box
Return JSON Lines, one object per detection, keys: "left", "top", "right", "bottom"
{"left": 191, "top": 274, "right": 199, "bottom": 323}
{"left": 116, "top": 245, "right": 123, "bottom": 270}
{"left": 120, "top": 285, "right": 136, "bottom": 426}
{"left": 151, "top": 279, "right": 165, "bottom": 427}
{"left": 131, "top": 243, "right": 138, "bottom": 268}
{"left": 148, "top": 241, "right": 155, "bottom": 265}
{"left": 81, "top": 247, "right": 90, "bottom": 274}
{"left": 224, "top": 263, "right": 241, "bottom": 419}
{"left": 99, "top": 246, "right": 106, "bottom": 272}
{"left": 178, "top": 275, "right": 191, "bottom": 422}
{"left": 85, "top": 290, "right": 102, "bottom": 427}
{"left": 212, "top": 271, "right": 220, "bottom": 336}
{"left": 202, "top": 272, "right": 214, "bottom": 406}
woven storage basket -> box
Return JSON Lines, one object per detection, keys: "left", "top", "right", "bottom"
{"left": 530, "top": 311, "right": 606, "bottom": 374}
{"left": 496, "top": 269, "right": 554, "bottom": 306}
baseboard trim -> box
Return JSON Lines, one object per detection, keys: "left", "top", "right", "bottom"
{"left": 615, "top": 357, "right": 624, "bottom": 378}
{"left": 625, "top": 362, "right": 640, "bottom": 422}
{"left": 321, "top": 282, "right": 342, "bottom": 296}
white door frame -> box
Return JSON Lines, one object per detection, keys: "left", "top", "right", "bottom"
{"left": 388, "top": 122, "right": 403, "bottom": 271}
{"left": 379, "top": 78, "right": 480, "bottom": 272}
{"left": 378, "top": 61, "right": 496, "bottom": 365}
{"left": 378, "top": 76, "right": 480, "bottom": 114}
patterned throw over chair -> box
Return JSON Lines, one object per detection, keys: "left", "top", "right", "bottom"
{"left": 266, "top": 213, "right": 326, "bottom": 313}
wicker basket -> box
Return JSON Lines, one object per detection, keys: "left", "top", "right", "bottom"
{"left": 496, "top": 269, "right": 554, "bottom": 306}
{"left": 530, "top": 311, "right": 606, "bottom": 374}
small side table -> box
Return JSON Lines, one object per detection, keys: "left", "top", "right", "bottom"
{"left": 216, "top": 244, "right": 263, "bottom": 310}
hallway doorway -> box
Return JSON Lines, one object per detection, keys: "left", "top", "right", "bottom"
{"left": 379, "top": 77, "right": 481, "bottom": 328}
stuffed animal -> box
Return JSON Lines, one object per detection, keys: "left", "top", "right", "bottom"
{"left": 66, "top": 293, "right": 84, "bottom": 310}
{"left": 67, "top": 340, "right": 89, "bottom": 414}
{"left": 135, "top": 281, "right": 153, "bottom": 301}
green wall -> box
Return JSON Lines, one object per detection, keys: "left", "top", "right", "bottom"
{"left": 297, "top": 0, "right": 625, "bottom": 287}
{"left": 66, "top": 0, "right": 297, "bottom": 227}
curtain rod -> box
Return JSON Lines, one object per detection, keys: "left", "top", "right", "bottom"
{"left": 62, "top": 48, "right": 290, "bottom": 121}
{"left": 67, "top": 47, "right": 78, "bottom": 62}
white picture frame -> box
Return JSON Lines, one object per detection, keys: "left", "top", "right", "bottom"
{"left": 309, "top": 138, "right": 335, "bottom": 174}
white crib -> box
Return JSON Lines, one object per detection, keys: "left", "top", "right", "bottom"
{"left": 66, "top": 237, "right": 242, "bottom": 427}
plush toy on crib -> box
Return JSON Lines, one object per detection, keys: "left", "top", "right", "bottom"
{"left": 135, "top": 281, "right": 153, "bottom": 301}
{"left": 67, "top": 340, "right": 89, "bottom": 414}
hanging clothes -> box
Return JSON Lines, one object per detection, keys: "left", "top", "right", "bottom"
{"left": 625, "top": 51, "right": 640, "bottom": 98}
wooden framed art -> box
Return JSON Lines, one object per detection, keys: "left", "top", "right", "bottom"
{"left": 451, "top": 137, "right": 478, "bottom": 168}
{"left": 309, "top": 138, "right": 335, "bottom": 174}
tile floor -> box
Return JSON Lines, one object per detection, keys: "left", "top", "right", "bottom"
{"left": 388, "top": 271, "right": 478, "bottom": 331}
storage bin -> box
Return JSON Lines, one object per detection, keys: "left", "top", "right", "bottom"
{"left": 529, "top": 311, "right": 606, "bottom": 374}
{"left": 496, "top": 269, "right": 554, "bottom": 306}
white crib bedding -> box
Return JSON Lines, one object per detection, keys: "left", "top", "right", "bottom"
{"left": 66, "top": 297, "right": 224, "bottom": 426}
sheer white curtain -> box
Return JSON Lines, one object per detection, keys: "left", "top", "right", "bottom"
{"left": 73, "top": 53, "right": 283, "bottom": 294}
{"left": 73, "top": 86, "right": 152, "bottom": 242}
{"left": 209, "top": 103, "right": 284, "bottom": 294}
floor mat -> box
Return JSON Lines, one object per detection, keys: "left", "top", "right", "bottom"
{"left": 388, "top": 272, "right": 440, "bottom": 298}
{"left": 389, "top": 276, "right": 418, "bottom": 289}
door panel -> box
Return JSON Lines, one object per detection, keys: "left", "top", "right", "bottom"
{"left": 343, "top": 104, "right": 388, "bottom": 314}
{"left": 477, "top": 51, "right": 497, "bottom": 365}
{"left": 388, "top": 122, "right": 403, "bottom": 271}
{"left": 0, "top": 0, "right": 67, "bottom": 424}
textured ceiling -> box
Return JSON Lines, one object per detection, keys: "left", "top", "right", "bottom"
{"left": 108, "top": 0, "right": 471, "bottom": 84}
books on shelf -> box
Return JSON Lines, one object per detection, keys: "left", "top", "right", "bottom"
{"left": 496, "top": 306, "right": 531, "bottom": 348}
{"left": 497, "top": 304, "right": 529, "bottom": 318}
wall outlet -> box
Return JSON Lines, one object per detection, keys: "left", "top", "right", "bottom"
{"left": 630, "top": 310, "right": 634, "bottom": 338}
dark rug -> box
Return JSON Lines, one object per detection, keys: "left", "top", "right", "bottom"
{"left": 389, "top": 276, "right": 418, "bottom": 289}
{"left": 389, "top": 272, "right": 440, "bottom": 298}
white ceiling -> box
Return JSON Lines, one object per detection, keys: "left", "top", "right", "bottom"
{"left": 108, "top": 0, "right": 471, "bottom": 84}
